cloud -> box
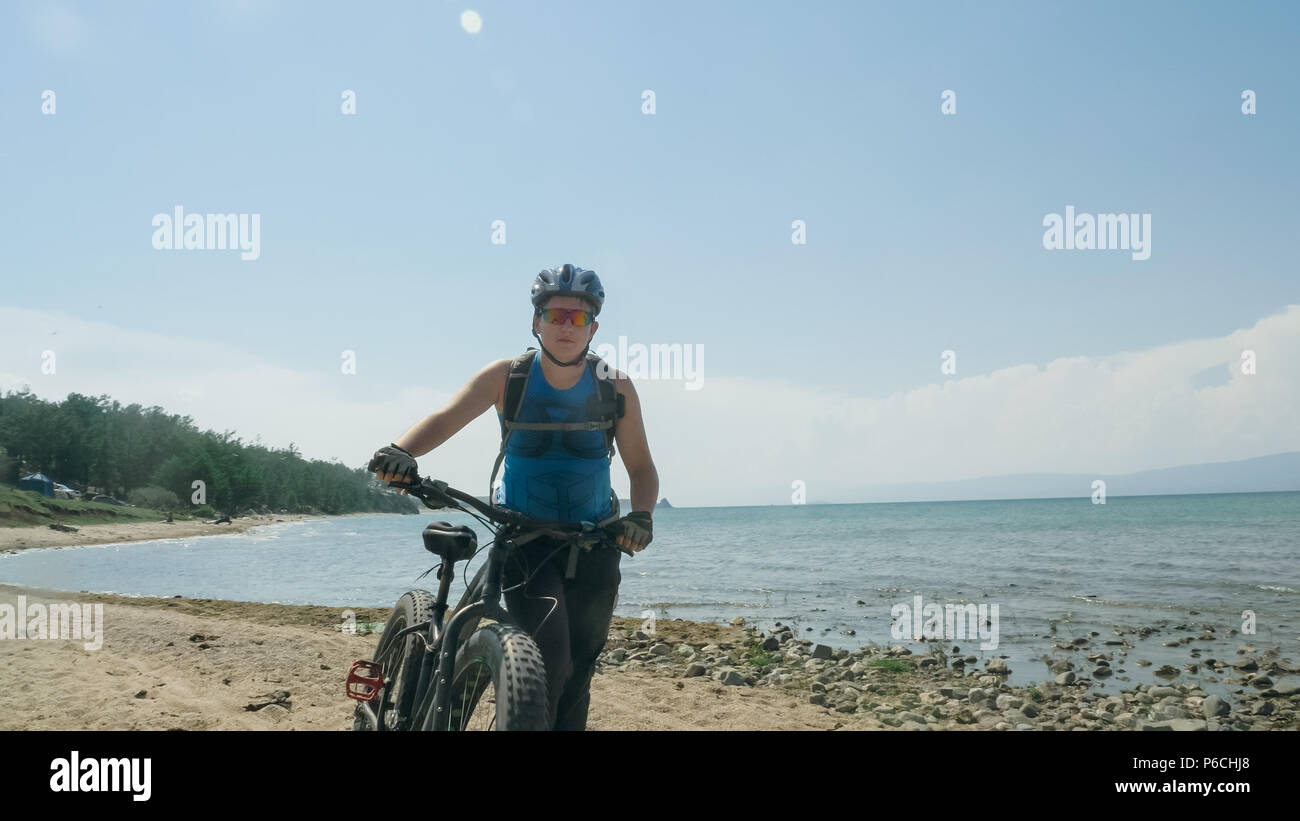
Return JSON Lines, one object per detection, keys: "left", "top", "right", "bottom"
{"left": 630, "top": 305, "right": 1300, "bottom": 504}
{"left": 3, "top": 304, "right": 1298, "bottom": 507}
{"left": 0, "top": 306, "right": 502, "bottom": 494}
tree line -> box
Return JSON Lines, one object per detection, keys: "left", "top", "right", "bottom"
{"left": 0, "top": 389, "right": 417, "bottom": 516}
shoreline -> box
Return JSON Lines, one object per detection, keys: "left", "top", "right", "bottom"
{"left": 0, "top": 583, "right": 1295, "bottom": 730}
{"left": 0, "top": 511, "right": 394, "bottom": 554}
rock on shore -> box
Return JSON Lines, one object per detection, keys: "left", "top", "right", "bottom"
{"left": 597, "top": 618, "right": 1300, "bottom": 731}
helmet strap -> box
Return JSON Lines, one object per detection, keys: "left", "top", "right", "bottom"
{"left": 532, "top": 330, "right": 590, "bottom": 367}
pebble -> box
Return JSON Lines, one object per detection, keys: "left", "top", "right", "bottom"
{"left": 717, "top": 669, "right": 748, "bottom": 686}
{"left": 1169, "top": 719, "right": 1208, "bottom": 731}
{"left": 594, "top": 614, "right": 1300, "bottom": 732}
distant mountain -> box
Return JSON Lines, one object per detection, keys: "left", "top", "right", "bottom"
{"left": 838, "top": 452, "right": 1300, "bottom": 504}
{"left": 618, "top": 497, "right": 674, "bottom": 510}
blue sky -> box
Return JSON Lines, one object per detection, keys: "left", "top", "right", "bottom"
{"left": 3, "top": 1, "right": 1299, "bottom": 505}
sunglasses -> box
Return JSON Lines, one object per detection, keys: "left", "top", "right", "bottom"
{"left": 539, "top": 307, "right": 595, "bottom": 327}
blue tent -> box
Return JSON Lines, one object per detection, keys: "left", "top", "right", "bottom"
{"left": 19, "top": 473, "right": 55, "bottom": 498}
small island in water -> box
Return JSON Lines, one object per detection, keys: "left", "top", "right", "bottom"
{"left": 619, "top": 497, "right": 674, "bottom": 510}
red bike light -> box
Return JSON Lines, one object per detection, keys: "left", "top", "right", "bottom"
{"left": 346, "top": 660, "right": 383, "bottom": 702}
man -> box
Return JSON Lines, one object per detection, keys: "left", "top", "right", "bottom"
{"left": 369, "top": 263, "right": 659, "bottom": 730}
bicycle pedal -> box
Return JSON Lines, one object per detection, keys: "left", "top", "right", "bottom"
{"left": 345, "top": 660, "right": 383, "bottom": 702}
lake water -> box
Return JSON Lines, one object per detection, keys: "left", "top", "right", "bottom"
{"left": 3, "top": 491, "right": 1298, "bottom": 694}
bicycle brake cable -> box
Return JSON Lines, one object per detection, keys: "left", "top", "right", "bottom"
{"left": 414, "top": 561, "right": 443, "bottom": 583}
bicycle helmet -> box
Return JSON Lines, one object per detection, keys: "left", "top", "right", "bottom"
{"left": 531, "top": 264, "right": 604, "bottom": 316}
{"left": 529, "top": 263, "right": 604, "bottom": 367}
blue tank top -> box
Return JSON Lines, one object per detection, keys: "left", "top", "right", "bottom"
{"left": 495, "top": 355, "right": 613, "bottom": 523}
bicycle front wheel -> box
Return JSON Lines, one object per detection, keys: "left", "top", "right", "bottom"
{"left": 442, "top": 622, "right": 550, "bottom": 731}
{"left": 355, "top": 589, "right": 435, "bottom": 731}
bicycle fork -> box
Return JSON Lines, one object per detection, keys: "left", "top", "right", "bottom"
{"left": 417, "top": 537, "right": 512, "bottom": 730}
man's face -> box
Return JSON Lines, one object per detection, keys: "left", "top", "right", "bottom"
{"left": 533, "top": 295, "right": 598, "bottom": 361}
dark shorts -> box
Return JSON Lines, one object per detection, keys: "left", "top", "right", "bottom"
{"left": 500, "top": 536, "right": 623, "bottom": 730}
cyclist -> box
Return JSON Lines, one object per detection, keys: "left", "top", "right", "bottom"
{"left": 368, "top": 263, "right": 659, "bottom": 730}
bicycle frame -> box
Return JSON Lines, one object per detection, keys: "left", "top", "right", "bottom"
{"left": 352, "top": 477, "right": 626, "bottom": 731}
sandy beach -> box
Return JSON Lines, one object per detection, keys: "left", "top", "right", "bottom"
{"left": 0, "top": 512, "right": 384, "bottom": 554}
{"left": 1, "top": 580, "right": 1296, "bottom": 731}
{"left": 0, "top": 584, "right": 863, "bottom": 731}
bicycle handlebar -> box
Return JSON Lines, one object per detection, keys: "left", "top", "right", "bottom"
{"left": 388, "top": 476, "right": 627, "bottom": 550}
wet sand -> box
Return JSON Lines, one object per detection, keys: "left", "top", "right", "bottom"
{"left": 0, "top": 512, "right": 383, "bottom": 554}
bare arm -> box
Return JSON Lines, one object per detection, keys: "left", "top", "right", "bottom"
{"left": 393, "top": 359, "right": 510, "bottom": 458}
{"left": 613, "top": 374, "right": 659, "bottom": 514}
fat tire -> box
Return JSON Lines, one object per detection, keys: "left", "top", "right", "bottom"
{"left": 443, "top": 622, "right": 550, "bottom": 731}
{"left": 354, "top": 589, "right": 436, "bottom": 731}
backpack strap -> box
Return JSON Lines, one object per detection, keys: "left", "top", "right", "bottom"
{"left": 489, "top": 349, "right": 538, "bottom": 500}
{"left": 584, "top": 352, "right": 625, "bottom": 459}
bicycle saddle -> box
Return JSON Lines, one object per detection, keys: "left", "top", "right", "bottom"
{"left": 421, "top": 521, "right": 478, "bottom": 562}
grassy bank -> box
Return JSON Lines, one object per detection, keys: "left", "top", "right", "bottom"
{"left": 0, "top": 485, "right": 178, "bottom": 528}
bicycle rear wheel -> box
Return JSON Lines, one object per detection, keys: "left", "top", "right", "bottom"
{"left": 354, "top": 589, "right": 435, "bottom": 731}
{"left": 442, "top": 622, "right": 550, "bottom": 731}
